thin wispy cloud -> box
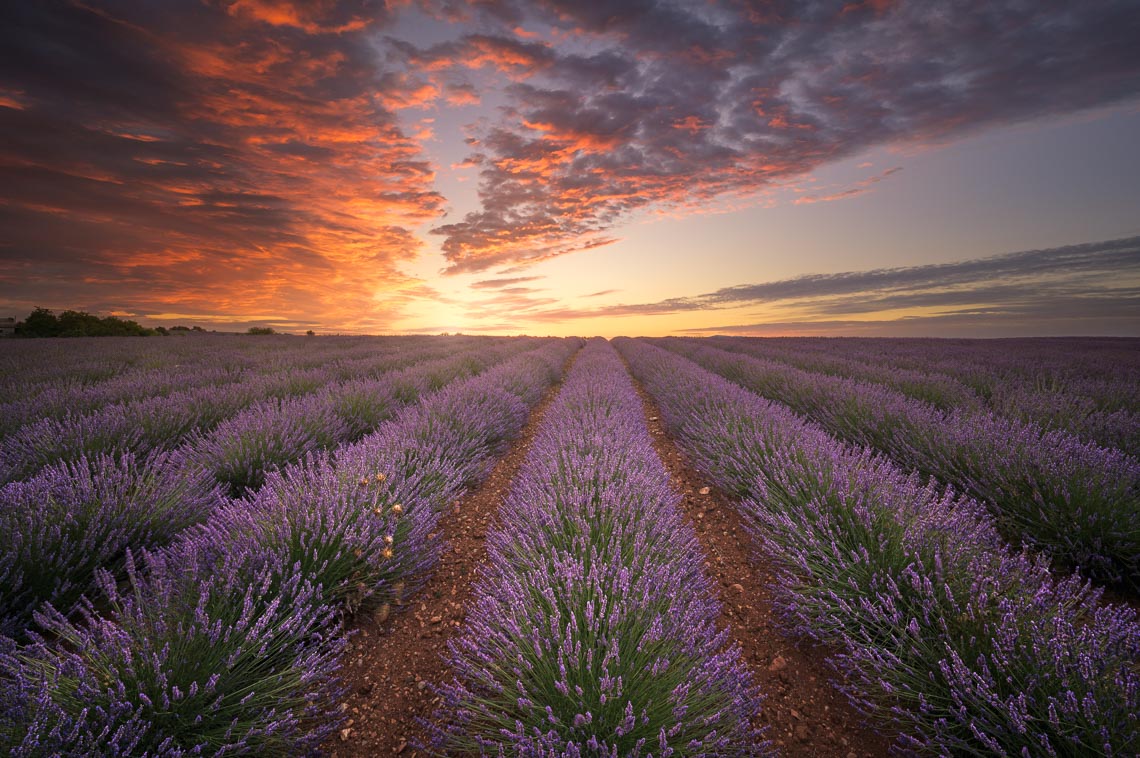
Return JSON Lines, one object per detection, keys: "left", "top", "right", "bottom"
{"left": 470, "top": 276, "right": 542, "bottom": 289}
{"left": 505, "top": 236, "right": 1140, "bottom": 335}
{"left": 793, "top": 167, "right": 903, "bottom": 205}
{"left": 695, "top": 237, "right": 1140, "bottom": 308}
{"left": 680, "top": 297, "right": 1140, "bottom": 337}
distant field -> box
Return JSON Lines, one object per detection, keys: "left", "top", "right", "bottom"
{"left": 1, "top": 334, "right": 1136, "bottom": 755}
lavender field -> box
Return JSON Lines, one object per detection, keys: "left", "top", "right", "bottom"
{"left": 0, "top": 334, "right": 1137, "bottom": 756}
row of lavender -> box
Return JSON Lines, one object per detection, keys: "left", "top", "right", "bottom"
{"left": 429, "top": 339, "right": 766, "bottom": 754}
{"left": 1, "top": 335, "right": 535, "bottom": 482}
{"left": 739, "top": 336, "right": 1140, "bottom": 400}
{"left": 705, "top": 337, "right": 983, "bottom": 413}
{"left": 0, "top": 334, "right": 473, "bottom": 431}
{"left": 0, "top": 333, "right": 475, "bottom": 387}
{"left": 655, "top": 338, "right": 1140, "bottom": 591}
{"left": 705, "top": 336, "right": 1139, "bottom": 455}
{"left": 618, "top": 338, "right": 1139, "bottom": 755}
{"left": 0, "top": 338, "right": 581, "bottom": 754}
{"left": 0, "top": 337, "right": 550, "bottom": 640}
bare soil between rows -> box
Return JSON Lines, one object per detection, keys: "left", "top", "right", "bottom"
{"left": 626, "top": 372, "right": 896, "bottom": 758}
{"left": 327, "top": 351, "right": 894, "bottom": 756}
{"left": 324, "top": 367, "right": 570, "bottom": 757}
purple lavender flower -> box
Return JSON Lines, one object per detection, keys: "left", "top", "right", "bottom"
{"left": 1, "top": 547, "right": 347, "bottom": 757}
{"left": 0, "top": 450, "right": 222, "bottom": 639}
{"left": 185, "top": 390, "right": 349, "bottom": 498}
{"left": 430, "top": 340, "right": 767, "bottom": 755}
{"left": 0, "top": 335, "right": 582, "bottom": 753}
{"left": 617, "top": 337, "right": 1140, "bottom": 755}
{"left": 654, "top": 337, "right": 1140, "bottom": 590}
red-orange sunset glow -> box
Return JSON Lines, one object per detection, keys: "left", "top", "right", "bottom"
{"left": 2, "top": 0, "right": 445, "bottom": 332}
{"left": 2, "top": 1, "right": 1139, "bottom": 336}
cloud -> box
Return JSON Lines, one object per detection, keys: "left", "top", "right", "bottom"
{"left": 678, "top": 296, "right": 1140, "bottom": 337}
{"left": 415, "top": 0, "right": 1140, "bottom": 272}
{"left": 470, "top": 276, "right": 542, "bottom": 289}
{"left": 0, "top": 1, "right": 442, "bottom": 332}
{"left": 504, "top": 236, "right": 1140, "bottom": 334}
{"left": 792, "top": 166, "right": 902, "bottom": 205}
{"left": 414, "top": 34, "right": 555, "bottom": 75}
{"left": 6, "top": 1, "right": 1140, "bottom": 333}
{"left": 224, "top": 0, "right": 376, "bottom": 34}
{"left": 693, "top": 236, "right": 1140, "bottom": 307}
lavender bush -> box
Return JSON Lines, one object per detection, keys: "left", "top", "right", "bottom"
{"left": 617, "top": 337, "right": 1140, "bottom": 756}
{"left": 0, "top": 451, "right": 222, "bottom": 639}
{"left": 0, "top": 547, "right": 346, "bottom": 756}
{"left": 989, "top": 384, "right": 1140, "bottom": 459}
{"left": 170, "top": 338, "right": 577, "bottom": 618}
{"left": 185, "top": 341, "right": 544, "bottom": 498}
{"left": 0, "top": 405, "right": 146, "bottom": 483}
{"left": 328, "top": 376, "right": 401, "bottom": 440}
{"left": 657, "top": 338, "right": 1140, "bottom": 590}
{"left": 720, "top": 336, "right": 1140, "bottom": 411}
{"left": 0, "top": 337, "right": 528, "bottom": 485}
{"left": 0, "top": 338, "right": 579, "bottom": 754}
{"left": 186, "top": 391, "right": 349, "bottom": 498}
{"left": 708, "top": 336, "right": 983, "bottom": 413}
{"left": 0, "top": 373, "right": 313, "bottom": 484}
{"left": 709, "top": 335, "right": 1140, "bottom": 460}
{"left": 0, "top": 364, "right": 246, "bottom": 438}
{"left": 430, "top": 339, "right": 766, "bottom": 755}
{"left": 330, "top": 340, "right": 540, "bottom": 440}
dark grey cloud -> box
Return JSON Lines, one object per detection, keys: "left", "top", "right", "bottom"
{"left": 413, "top": 0, "right": 1140, "bottom": 273}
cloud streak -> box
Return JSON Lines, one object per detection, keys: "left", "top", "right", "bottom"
{"left": 496, "top": 236, "right": 1140, "bottom": 335}
{"left": 694, "top": 237, "right": 1140, "bottom": 308}
{"left": 470, "top": 276, "right": 542, "bottom": 289}
{"left": 792, "top": 166, "right": 903, "bottom": 205}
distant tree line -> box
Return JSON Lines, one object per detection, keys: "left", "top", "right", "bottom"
{"left": 11, "top": 307, "right": 290, "bottom": 337}
{"left": 14, "top": 308, "right": 221, "bottom": 338}
{"left": 14, "top": 307, "right": 158, "bottom": 337}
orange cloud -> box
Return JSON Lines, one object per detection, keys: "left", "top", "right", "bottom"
{"left": 0, "top": 89, "right": 27, "bottom": 110}
{"left": 224, "top": 0, "right": 373, "bottom": 34}
{"left": 0, "top": 1, "right": 442, "bottom": 333}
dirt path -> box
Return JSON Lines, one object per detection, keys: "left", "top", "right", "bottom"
{"left": 325, "top": 373, "right": 569, "bottom": 757}
{"left": 327, "top": 351, "right": 893, "bottom": 756}
{"left": 628, "top": 374, "right": 896, "bottom": 758}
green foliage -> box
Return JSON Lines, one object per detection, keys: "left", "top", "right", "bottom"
{"left": 247, "top": 326, "right": 276, "bottom": 335}
{"left": 15, "top": 307, "right": 156, "bottom": 337}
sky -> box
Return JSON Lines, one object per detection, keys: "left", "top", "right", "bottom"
{"left": 1, "top": 0, "right": 1139, "bottom": 337}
